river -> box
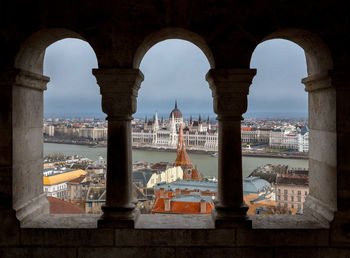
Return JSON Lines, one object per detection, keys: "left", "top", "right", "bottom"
{"left": 44, "top": 143, "right": 308, "bottom": 178}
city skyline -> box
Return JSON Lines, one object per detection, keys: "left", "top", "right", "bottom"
{"left": 43, "top": 38, "right": 308, "bottom": 118}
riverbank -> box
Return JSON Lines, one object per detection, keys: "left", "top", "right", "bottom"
{"left": 44, "top": 143, "right": 309, "bottom": 178}
{"left": 44, "top": 139, "right": 308, "bottom": 160}
{"left": 130, "top": 146, "right": 308, "bottom": 160}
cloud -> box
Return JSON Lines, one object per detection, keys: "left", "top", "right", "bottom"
{"left": 43, "top": 38, "right": 308, "bottom": 118}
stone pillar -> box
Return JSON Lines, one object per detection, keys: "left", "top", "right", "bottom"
{"left": 93, "top": 68, "right": 144, "bottom": 228}
{"left": 12, "top": 70, "right": 50, "bottom": 224}
{"left": 206, "top": 68, "right": 256, "bottom": 228}
{"left": 301, "top": 71, "right": 337, "bottom": 226}
{"left": 0, "top": 68, "right": 20, "bottom": 245}
{"left": 327, "top": 68, "right": 350, "bottom": 243}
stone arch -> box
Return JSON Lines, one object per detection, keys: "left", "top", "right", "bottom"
{"left": 133, "top": 27, "right": 215, "bottom": 69}
{"left": 15, "top": 28, "right": 94, "bottom": 74}
{"left": 259, "top": 28, "right": 333, "bottom": 76}
{"left": 250, "top": 28, "right": 336, "bottom": 225}
{"left": 12, "top": 28, "right": 98, "bottom": 223}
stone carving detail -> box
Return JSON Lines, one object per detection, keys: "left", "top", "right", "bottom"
{"left": 302, "top": 72, "right": 332, "bottom": 92}
{"left": 14, "top": 70, "right": 50, "bottom": 91}
{"left": 206, "top": 69, "right": 256, "bottom": 118}
{"left": 93, "top": 68, "right": 144, "bottom": 117}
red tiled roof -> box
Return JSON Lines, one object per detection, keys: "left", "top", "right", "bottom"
{"left": 152, "top": 197, "right": 213, "bottom": 214}
{"left": 47, "top": 197, "right": 84, "bottom": 214}
{"left": 67, "top": 175, "right": 86, "bottom": 184}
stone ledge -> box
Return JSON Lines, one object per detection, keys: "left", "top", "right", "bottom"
{"left": 13, "top": 213, "right": 336, "bottom": 248}
{"left": 136, "top": 214, "right": 214, "bottom": 229}
{"left": 20, "top": 213, "right": 327, "bottom": 230}
{"left": 21, "top": 214, "right": 100, "bottom": 228}
{"left": 249, "top": 213, "right": 328, "bottom": 229}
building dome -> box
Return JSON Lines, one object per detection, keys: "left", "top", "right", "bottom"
{"left": 169, "top": 100, "right": 183, "bottom": 119}
{"left": 243, "top": 177, "right": 271, "bottom": 195}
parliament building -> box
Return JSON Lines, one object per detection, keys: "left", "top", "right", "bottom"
{"left": 1, "top": 1, "right": 350, "bottom": 257}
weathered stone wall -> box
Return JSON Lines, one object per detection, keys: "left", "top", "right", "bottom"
{"left": 0, "top": 1, "right": 350, "bottom": 257}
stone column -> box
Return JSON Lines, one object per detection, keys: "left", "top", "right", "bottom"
{"left": 93, "top": 68, "right": 144, "bottom": 228}
{"left": 0, "top": 68, "right": 20, "bottom": 245}
{"left": 327, "top": 68, "right": 350, "bottom": 243}
{"left": 301, "top": 71, "right": 337, "bottom": 226}
{"left": 12, "top": 70, "right": 50, "bottom": 224}
{"left": 206, "top": 68, "right": 256, "bottom": 228}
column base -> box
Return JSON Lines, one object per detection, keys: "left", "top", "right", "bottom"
{"left": 98, "top": 206, "right": 140, "bottom": 228}
{"left": 303, "top": 195, "right": 335, "bottom": 227}
{"left": 212, "top": 205, "right": 252, "bottom": 228}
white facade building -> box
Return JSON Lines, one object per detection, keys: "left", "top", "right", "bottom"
{"left": 147, "top": 166, "right": 184, "bottom": 188}
{"left": 132, "top": 103, "right": 218, "bottom": 151}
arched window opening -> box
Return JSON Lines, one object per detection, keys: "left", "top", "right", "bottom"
{"left": 42, "top": 39, "right": 104, "bottom": 215}
{"left": 132, "top": 39, "right": 217, "bottom": 217}
{"left": 13, "top": 30, "right": 103, "bottom": 226}
{"left": 244, "top": 39, "right": 309, "bottom": 216}
{"left": 245, "top": 32, "right": 336, "bottom": 227}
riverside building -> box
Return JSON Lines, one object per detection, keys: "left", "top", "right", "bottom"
{"left": 132, "top": 102, "right": 219, "bottom": 151}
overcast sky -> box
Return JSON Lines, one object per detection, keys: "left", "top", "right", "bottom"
{"left": 43, "top": 38, "right": 308, "bottom": 119}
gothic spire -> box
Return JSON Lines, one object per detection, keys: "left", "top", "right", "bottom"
{"left": 175, "top": 99, "right": 178, "bottom": 109}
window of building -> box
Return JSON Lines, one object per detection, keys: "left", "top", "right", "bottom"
{"left": 134, "top": 39, "right": 213, "bottom": 215}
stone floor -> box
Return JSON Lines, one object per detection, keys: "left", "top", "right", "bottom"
{"left": 21, "top": 213, "right": 326, "bottom": 229}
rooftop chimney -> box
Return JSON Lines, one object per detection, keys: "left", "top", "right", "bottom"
{"left": 164, "top": 198, "right": 171, "bottom": 211}
{"left": 159, "top": 188, "right": 165, "bottom": 198}
{"left": 200, "top": 199, "right": 206, "bottom": 213}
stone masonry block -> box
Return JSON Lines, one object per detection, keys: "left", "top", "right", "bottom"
{"left": 78, "top": 247, "right": 175, "bottom": 258}
{"left": 21, "top": 228, "right": 114, "bottom": 247}
{"left": 175, "top": 247, "right": 273, "bottom": 258}
{"left": 236, "top": 229, "right": 329, "bottom": 247}
{"left": 274, "top": 247, "right": 350, "bottom": 258}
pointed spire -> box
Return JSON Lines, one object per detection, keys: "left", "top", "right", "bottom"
{"left": 175, "top": 99, "right": 178, "bottom": 109}
{"left": 175, "top": 123, "right": 192, "bottom": 168}
{"left": 207, "top": 115, "right": 210, "bottom": 124}
{"left": 170, "top": 113, "right": 176, "bottom": 132}
{"left": 177, "top": 123, "right": 184, "bottom": 153}
{"left": 199, "top": 114, "right": 202, "bottom": 123}
{"left": 153, "top": 112, "right": 159, "bottom": 131}
{"left": 190, "top": 115, "right": 192, "bottom": 124}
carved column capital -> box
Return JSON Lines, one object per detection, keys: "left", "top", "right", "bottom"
{"left": 93, "top": 68, "right": 144, "bottom": 119}
{"left": 206, "top": 69, "right": 256, "bottom": 120}
{"left": 14, "top": 70, "right": 50, "bottom": 91}
{"left": 301, "top": 72, "right": 332, "bottom": 92}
